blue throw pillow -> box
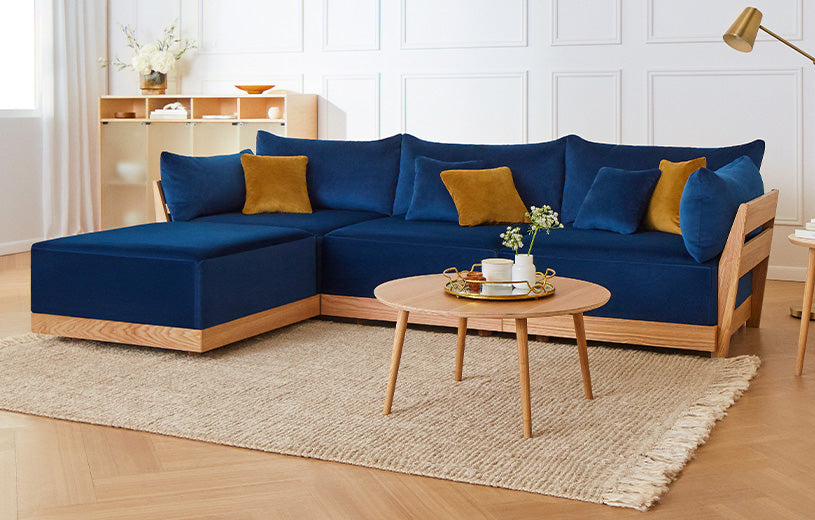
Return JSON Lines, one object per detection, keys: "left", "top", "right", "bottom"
{"left": 256, "top": 131, "right": 402, "bottom": 215}
{"left": 573, "top": 167, "right": 661, "bottom": 234}
{"left": 405, "top": 156, "right": 485, "bottom": 222}
{"left": 563, "top": 135, "right": 765, "bottom": 224}
{"left": 679, "top": 155, "right": 764, "bottom": 263}
{"left": 160, "top": 149, "right": 252, "bottom": 221}
{"left": 394, "top": 134, "right": 567, "bottom": 216}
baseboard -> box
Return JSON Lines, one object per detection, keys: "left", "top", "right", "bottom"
{"left": 0, "top": 237, "right": 40, "bottom": 256}
{"left": 768, "top": 265, "right": 805, "bottom": 282}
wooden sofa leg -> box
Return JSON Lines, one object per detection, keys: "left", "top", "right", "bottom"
{"left": 747, "top": 258, "right": 769, "bottom": 328}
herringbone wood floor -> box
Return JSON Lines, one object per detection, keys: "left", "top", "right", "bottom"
{"left": 1, "top": 252, "right": 813, "bottom": 519}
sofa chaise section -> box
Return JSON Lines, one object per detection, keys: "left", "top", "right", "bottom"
{"left": 31, "top": 222, "right": 319, "bottom": 352}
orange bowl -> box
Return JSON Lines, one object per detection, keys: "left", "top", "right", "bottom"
{"left": 235, "top": 85, "right": 275, "bottom": 95}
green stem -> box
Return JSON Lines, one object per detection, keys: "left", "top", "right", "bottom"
{"left": 527, "top": 229, "right": 538, "bottom": 255}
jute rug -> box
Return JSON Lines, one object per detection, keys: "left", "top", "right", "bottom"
{"left": 0, "top": 319, "right": 759, "bottom": 510}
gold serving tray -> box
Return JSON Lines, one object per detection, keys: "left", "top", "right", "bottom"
{"left": 442, "top": 265, "right": 556, "bottom": 301}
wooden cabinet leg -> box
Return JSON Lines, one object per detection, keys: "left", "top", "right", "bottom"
{"left": 384, "top": 310, "right": 409, "bottom": 414}
{"left": 573, "top": 313, "right": 594, "bottom": 400}
{"left": 515, "top": 318, "right": 533, "bottom": 439}
{"left": 796, "top": 250, "right": 815, "bottom": 375}
{"left": 455, "top": 317, "right": 467, "bottom": 381}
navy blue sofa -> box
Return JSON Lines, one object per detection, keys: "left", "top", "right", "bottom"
{"left": 31, "top": 132, "right": 778, "bottom": 356}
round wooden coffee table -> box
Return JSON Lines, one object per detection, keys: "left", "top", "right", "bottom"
{"left": 375, "top": 274, "right": 610, "bottom": 438}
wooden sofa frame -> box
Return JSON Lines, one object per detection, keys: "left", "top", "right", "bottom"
{"left": 34, "top": 183, "right": 777, "bottom": 357}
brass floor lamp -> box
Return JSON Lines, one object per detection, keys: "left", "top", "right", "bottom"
{"left": 724, "top": 7, "right": 815, "bottom": 373}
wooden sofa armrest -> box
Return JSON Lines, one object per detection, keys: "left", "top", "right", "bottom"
{"left": 153, "top": 180, "right": 171, "bottom": 222}
{"left": 715, "top": 189, "right": 779, "bottom": 357}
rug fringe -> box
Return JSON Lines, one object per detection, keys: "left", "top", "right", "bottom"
{"left": 601, "top": 354, "right": 760, "bottom": 511}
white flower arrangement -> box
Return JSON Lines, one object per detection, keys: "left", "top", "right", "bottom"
{"left": 499, "top": 205, "right": 563, "bottom": 255}
{"left": 101, "top": 22, "right": 196, "bottom": 75}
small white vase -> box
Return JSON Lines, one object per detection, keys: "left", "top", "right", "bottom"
{"left": 512, "top": 254, "right": 536, "bottom": 289}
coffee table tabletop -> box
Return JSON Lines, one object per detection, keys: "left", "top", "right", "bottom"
{"left": 375, "top": 274, "right": 610, "bottom": 438}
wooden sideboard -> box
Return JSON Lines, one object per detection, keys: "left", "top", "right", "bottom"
{"left": 98, "top": 93, "right": 317, "bottom": 230}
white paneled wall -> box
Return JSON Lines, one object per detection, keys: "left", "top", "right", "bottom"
{"left": 106, "top": 0, "right": 815, "bottom": 280}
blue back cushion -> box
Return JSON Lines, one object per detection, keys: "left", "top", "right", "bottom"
{"left": 680, "top": 155, "right": 764, "bottom": 263}
{"left": 562, "top": 135, "right": 765, "bottom": 223}
{"left": 405, "top": 156, "right": 485, "bottom": 222}
{"left": 394, "top": 134, "right": 567, "bottom": 216}
{"left": 256, "top": 132, "right": 402, "bottom": 215}
{"left": 160, "top": 149, "right": 252, "bottom": 221}
{"left": 573, "top": 167, "right": 661, "bottom": 234}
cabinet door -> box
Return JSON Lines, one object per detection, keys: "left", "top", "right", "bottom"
{"left": 147, "top": 122, "right": 193, "bottom": 183}
{"left": 192, "top": 122, "right": 240, "bottom": 156}
{"left": 238, "top": 122, "right": 285, "bottom": 152}
{"left": 100, "top": 122, "right": 148, "bottom": 230}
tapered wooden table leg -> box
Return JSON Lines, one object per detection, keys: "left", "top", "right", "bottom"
{"left": 573, "top": 313, "right": 594, "bottom": 399}
{"left": 796, "top": 249, "right": 815, "bottom": 375}
{"left": 384, "top": 310, "right": 409, "bottom": 414}
{"left": 515, "top": 318, "right": 533, "bottom": 438}
{"left": 454, "top": 317, "right": 467, "bottom": 381}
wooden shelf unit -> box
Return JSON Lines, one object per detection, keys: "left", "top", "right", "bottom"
{"left": 98, "top": 93, "right": 317, "bottom": 230}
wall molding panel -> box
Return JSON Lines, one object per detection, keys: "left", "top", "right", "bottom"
{"left": 400, "top": 0, "right": 527, "bottom": 49}
{"left": 322, "top": 75, "right": 380, "bottom": 140}
{"left": 551, "top": 70, "right": 621, "bottom": 143}
{"left": 648, "top": 68, "right": 803, "bottom": 226}
{"left": 322, "top": 0, "right": 380, "bottom": 51}
{"left": 197, "top": 0, "right": 304, "bottom": 54}
{"left": 401, "top": 73, "right": 528, "bottom": 144}
{"left": 646, "top": 0, "right": 802, "bottom": 44}
{"left": 551, "top": 0, "right": 621, "bottom": 46}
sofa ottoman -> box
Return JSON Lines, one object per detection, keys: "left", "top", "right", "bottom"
{"left": 31, "top": 222, "right": 319, "bottom": 352}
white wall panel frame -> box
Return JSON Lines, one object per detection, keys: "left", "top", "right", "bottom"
{"left": 551, "top": 0, "right": 621, "bottom": 46}
{"left": 646, "top": 0, "right": 803, "bottom": 44}
{"left": 322, "top": 74, "right": 381, "bottom": 140}
{"left": 401, "top": 72, "right": 528, "bottom": 144}
{"left": 551, "top": 70, "right": 621, "bottom": 143}
{"left": 322, "top": 0, "right": 380, "bottom": 51}
{"left": 196, "top": 0, "right": 304, "bottom": 54}
{"left": 647, "top": 68, "right": 803, "bottom": 226}
{"left": 400, "top": 0, "right": 527, "bottom": 49}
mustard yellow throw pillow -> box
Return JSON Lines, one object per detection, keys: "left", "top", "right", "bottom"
{"left": 643, "top": 156, "right": 707, "bottom": 234}
{"left": 440, "top": 167, "right": 527, "bottom": 226}
{"left": 241, "top": 154, "right": 312, "bottom": 214}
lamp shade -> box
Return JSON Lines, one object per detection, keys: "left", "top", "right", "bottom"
{"left": 723, "top": 7, "right": 763, "bottom": 52}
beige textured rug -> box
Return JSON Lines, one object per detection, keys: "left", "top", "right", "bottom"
{"left": 0, "top": 319, "right": 759, "bottom": 510}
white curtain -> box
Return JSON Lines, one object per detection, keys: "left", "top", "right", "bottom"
{"left": 40, "top": 0, "right": 106, "bottom": 239}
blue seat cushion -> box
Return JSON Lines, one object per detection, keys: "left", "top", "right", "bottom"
{"left": 394, "top": 134, "right": 567, "bottom": 216}
{"left": 322, "top": 217, "right": 506, "bottom": 296}
{"left": 498, "top": 225, "right": 750, "bottom": 325}
{"left": 256, "top": 132, "right": 402, "bottom": 215}
{"left": 192, "top": 209, "right": 383, "bottom": 236}
{"left": 31, "top": 222, "right": 317, "bottom": 329}
{"left": 160, "top": 149, "right": 252, "bottom": 221}
{"left": 562, "top": 135, "right": 765, "bottom": 224}
{"left": 323, "top": 218, "right": 748, "bottom": 326}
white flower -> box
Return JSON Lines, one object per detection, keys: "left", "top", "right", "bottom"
{"left": 131, "top": 53, "right": 153, "bottom": 75}
{"left": 150, "top": 50, "right": 176, "bottom": 74}
{"left": 500, "top": 226, "right": 524, "bottom": 253}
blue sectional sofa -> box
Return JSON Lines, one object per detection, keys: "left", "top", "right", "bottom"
{"left": 31, "top": 132, "right": 778, "bottom": 356}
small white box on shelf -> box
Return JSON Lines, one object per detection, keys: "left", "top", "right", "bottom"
{"left": 794, "top": 228, "right": 815, "bottom": 240}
